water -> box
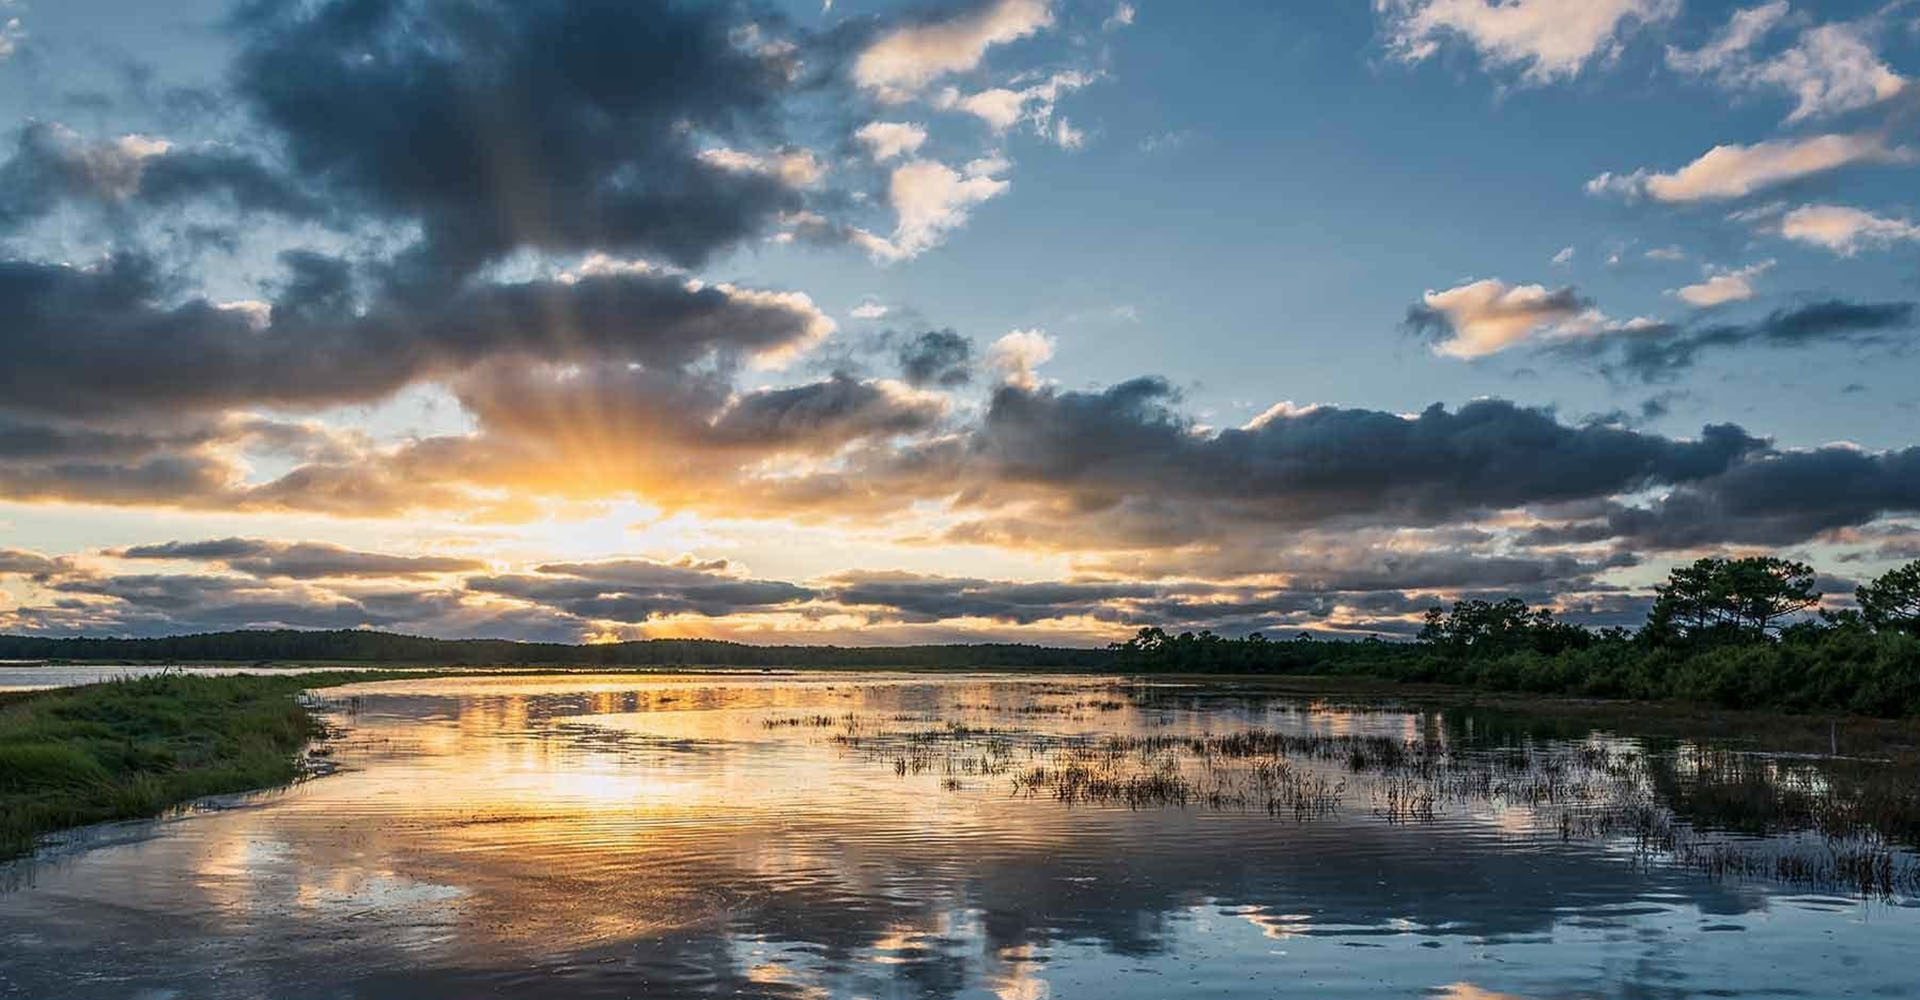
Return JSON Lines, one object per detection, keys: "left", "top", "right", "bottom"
{"left": 2, "top": 672, "right": 1915, "bottom": 999}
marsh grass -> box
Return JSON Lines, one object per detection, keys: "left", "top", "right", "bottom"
{"left": 837, "top": 712, "right": 1920, "bottom": 897}
{"left": 0, "top": 670, "right": 401, "bottom": 860}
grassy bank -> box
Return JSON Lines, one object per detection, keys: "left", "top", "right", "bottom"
{"left": 0, "top": 671, "right": 398, "bottom": 860}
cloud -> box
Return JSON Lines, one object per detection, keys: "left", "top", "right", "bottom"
{"left": 868, "top": 157, "right": 1011, "bottom": 259}
{"left": 0, "top": 360, "right": 946, "bottom": 521}
{"left": 1422, "top": 279, "right": 1918, "bottom": 378}
{"left": 1664, "top": 0, "right": 1789, "bottom": 77}
{"left": 1776, "top": 203, "right": 1920, "bottom": 255}
{"left": 0, "top": 121, "right": 321, "bottom": 230}
{"left": 1104, "top": 4, "right": 1136, "bottom": 32}
{"left": 896, "top": 380, "right": 1766, "bottom": 546}
{"left": 1551, "top": 246, "right": 1575, "bottom": 265}
{"left": 0, "top": 14, "right": 21, "bottom": 61}
{"left": 0, "top": 253, "right": 835, "bottom": 421}
{"left": 854, "top": 121, "right": 929, "bottom": 162}
{"left": 468, "top": 558, "right": 816, "bottom": 621}
{"left": 1139, "top": 130, "right": 1193, "bottom": 153}
{"left": 851, "top": 299, "right": 891, "bottom": 319}
{"left": 1407, "top": 279, "right": 1629, "bottom": 357}
{"left": 0, "top": 549, "right": 59, "bottom": 577}
{"left": 1667, "top": 4, "right": 1907, "bottom": 123}
{"left": 935, "top": 70, "right": 1094, "bottom": 139}
{"left": 1672, "top": 260, "right": 1772, "bottom": 308}
{"left": 115, "top": 538, "right": 485, "bottom": 579}
{"left": 1835, "top": 525, "right": 1920, "bottom": 564}
{"left": 697, "top": 146, "right": 826, "bottom": 188}
{"left": 898, "top": 329, "right": 975, "bottom": 387}
{"left": 854, "top": 0, "right": 1054, "bottom": 99}
{"left": 1586, "top": 132, "right": 1915, "bottom": 202}
{"left": 821, "top": 570, "right": 1151, "bottom": 624}
{"left": 1081, "top": 526, "right": 1633, "bottom": 591}
{"left": 1378, "top": 0, "right": 1678, "bottom": 85}
{"left": 453, "top": 365, "right": 946, "bottom": 457}
{"left": 28, "top": 570, "right": 494, "bottom": 638}
{"left": 942, "top": 88, "right": 1029, "bottom": 129}
{"left": 1606, "top": 444, "right": 1920, "bottom": 548}
{"left": 706, "top": 373, "right": 949, "bottom": 449}
{"left": 987, "top": 329, "right": 1055, "bottom": 387}
{"left": 1562, "top": 299, "right": 1916, "bottom": 380}
{"left": 227, "top": 364, "right": 952, "bottom": 518}
{"left": 229, "top": 0, "right": 814, "bottom": 277}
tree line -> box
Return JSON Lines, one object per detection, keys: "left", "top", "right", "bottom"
{"left": 1111, "top": 557, "right": 1920, "bottom": 716}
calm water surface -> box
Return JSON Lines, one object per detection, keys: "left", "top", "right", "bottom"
{"left": 2, "top": 672, "right": 1915, "bottom": 999}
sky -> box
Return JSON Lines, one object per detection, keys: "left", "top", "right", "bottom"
{"left": 0, "top": 0, "right": 1917, "bottom": 645}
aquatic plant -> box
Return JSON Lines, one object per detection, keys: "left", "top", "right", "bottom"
{"left": 842, "top": 716, "right": 1920, "bottom": 897}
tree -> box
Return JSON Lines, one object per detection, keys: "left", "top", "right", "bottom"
{"left": 1858, "top": 561, "right": 1920, "bottom": 637}
{"left": 1647, "top": 556, "right": 1819, "bottom": 643}
{"left": 1724, "top": 556, "right": 1820, "bottom": 635}
{"left": 1419, "top": 598, "right": 1585, "bottom": 655}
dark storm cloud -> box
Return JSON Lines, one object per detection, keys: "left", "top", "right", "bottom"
{"left": 228, "top": 0, "right": 811, "bottom": 279}
{"left": 1605, "top": 445, "right": 1920, "bottom": 548}
{"left": 897, "top": 329, "right": 974, "bottom": 387}
{"left": 116, "top": 538, "right": 486, "bottom": 579}
{"left": 1557, "top": 300, "right": 1917, "bottom": 380}
{"left": 0, "top": 253, "right": 830, "bottom": 420}
{"left": 941, "top": 379, "right": 1764, "bottom": 531}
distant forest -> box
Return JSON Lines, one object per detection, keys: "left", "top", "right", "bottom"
{"left": 0, "top": 629, "right": 1112, "bottom": 669}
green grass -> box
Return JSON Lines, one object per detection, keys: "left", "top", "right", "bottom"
{"left": 0, "top": 671, "right": 407, "bottom": 860}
